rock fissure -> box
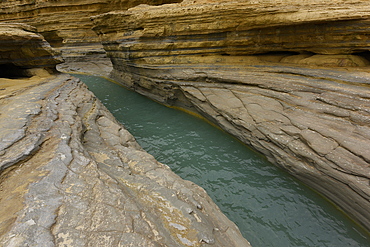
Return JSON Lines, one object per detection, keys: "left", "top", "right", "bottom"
{"left": 91, "top": 1, "right": 370, "bottom": 232}
{"left": 1, "top": 0, "right": 370, "bottom": 245}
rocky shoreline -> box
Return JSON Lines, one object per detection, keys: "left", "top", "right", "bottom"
{"left": 91, "top": 0, "right": 370, "bottom": 232}
{"left": 0, "top": 73, "right": 250, "bottom": 246}
{"left": 0, "top": 24, "right": 250, "bottom": 246}
{"left": 1, "top": 0, "right": 370, "bottom": 244}
{"left": 108, "top": 62, "right": 370, "bottom": 231}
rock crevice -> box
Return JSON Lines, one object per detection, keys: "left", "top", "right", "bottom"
{"left": 92, "top": 0, "right": 370, "bottom": 232}
{"left": 0, "top": 23, "right": 250, "bottom": 246}
{"left": 0, "top": 74, "right": 251, "bottom": 246}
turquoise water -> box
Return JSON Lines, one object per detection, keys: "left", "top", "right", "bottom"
{"left": 76, "top": 74, "right": 370, "bottom": 247}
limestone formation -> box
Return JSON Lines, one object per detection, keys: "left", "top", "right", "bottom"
{"left": 0, "top": 23, "right": 250, "bottom": 246}
{"left": 1, "top": 0, "right": 370, "bottom": 242}
{"left": 0, "top": 73, "right": 250, "bottom": 246}
{"left": 0, "top": 0, "right": 183, "bottom": 62}
{"left": 0, "top": 23, "right": 63, "bottom": 77}
{"left": 92, "top": 0, "right": 370, "bottom": 232}
{"left": 92, "top": 0, "right": 370, "bottom": 64}
{"left": 0, "top": 3, "right": 256, "bottom": 244}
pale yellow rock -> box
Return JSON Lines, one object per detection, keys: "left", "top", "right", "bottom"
{"left": 93, "top": 0, "right": 370, "bottom": 60}
{"left": 0, "top": 23, "right": 62, "bottom": 76}
{"left": 298, "top": 55, "right": 370, "bottom": 67}
{"left": 0, "top": 0, "right": 184, "bottom": 61}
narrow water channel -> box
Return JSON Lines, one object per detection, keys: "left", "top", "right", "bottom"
{"left": 75, "top": 74, "right": 370, "bottom": 247}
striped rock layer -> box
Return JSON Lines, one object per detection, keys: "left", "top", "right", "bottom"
{"left": 92, "top": 0, "right": 370, "bottom": 232}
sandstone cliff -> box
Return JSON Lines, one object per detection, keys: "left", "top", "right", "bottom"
{"left": 0, "top": 23, "right": 63, "bottom": 77}
{"left": 91, "top": 0, "right": 370, "bottom": 232}
{"left": 0, "top": 0, "right": 182, "bottom": 62}
{"left": 0, "top": 24, "right": 250, "bottom": 246}
{"left": 1, "top": 0, "right": 369, "bottom": 241}
{"left": 0, "top": 75, "right": 250, "bottom": 247}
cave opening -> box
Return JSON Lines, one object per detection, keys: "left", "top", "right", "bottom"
{"left": 41, "top": 30, "right": 64, "bottom": 48}
{"left": 258, "top": 51, "right": 301, "bottom": 56}
{"left": 0, "top": 64, "right": 30, "bottom": 79}
{"left": 354, "top": 50, "right": 370, "bottom": 62}
{"left": 150, "top": 0, "right": 183, "bottom": 5}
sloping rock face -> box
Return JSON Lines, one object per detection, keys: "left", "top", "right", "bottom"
{"left": 92, "top": 0, "right": 370, "bottom": 231}
{"left": 0, "top": 0, "right": 182, "bottom": 62}
{"left": 0, "top": 74, "right": 250, "bottom": 246}
{"left": 0, "top": 23, "right": 63, "bottom": 77}
{"left": 0, "top": 24, "right": 250, "bottom": 246}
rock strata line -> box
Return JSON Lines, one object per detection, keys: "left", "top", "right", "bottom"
{"left": 0, "top": 74, "right": 251, "bottom": 246}
{"left": 107, "top": 62, "right": 370, "bottom": 232}
{"left": 91, "top": 0, "right": 370, "bottom": 231}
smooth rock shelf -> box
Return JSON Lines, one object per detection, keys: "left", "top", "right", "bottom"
{"left": 1, "top": 0, "right": 370, "bottom": 245}
{"left": 77, "top": 74, "right": 370, "bottom": 247}
{"left": 0, "top": 73, "right": 250, "bottom": 246}
{"left": 91, "top": 0, "right": 370, "bottom": 231}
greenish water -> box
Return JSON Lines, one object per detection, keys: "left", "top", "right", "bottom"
{"left": 76, "top": 74, "right": 370, "bottom": 247}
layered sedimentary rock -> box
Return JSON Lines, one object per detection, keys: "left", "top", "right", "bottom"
{"left": 0, "top": 0, "right": 182, "bottom": 62}
{"left": 0, "top": 74, "right": 250, "bottom": 246}
{"left": 0, "top": 23, "right": 63, "bottom": 77}
{"left": 92, "top": 0, "right": 370, "bottom": 64}
{"left": 92, "top": 0, "right": 370, "bottom": 231}
{"left": 0, "top": 24, "right": 250, "bottom": 246}
{"left": 0, "top": 0, "right": 106, "bottom": 61}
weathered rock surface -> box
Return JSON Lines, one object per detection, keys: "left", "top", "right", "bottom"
{"left": 0, "top": 73, "right": 250, "bottom": 246}
{"left": 1, "top": 0, "right": 369, "bottom": 241}
{"left": 92, "top": 0, "right": 370, "bottom": 65}
{"left": 92, "top": 0, "right": 370, "bottom": 232}
{"left": 0, "top": 23, "right": 63, "bottom": 77}
{"left": 56, "top": 59, "right": 113, "bottom": 78}
{"left": 0, "top": 0, "right": 182, "bottom": 62}
{"left": 0, "top": 22, "right": 250, "bottom": 246}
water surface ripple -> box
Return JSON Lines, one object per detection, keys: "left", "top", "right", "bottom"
{"left": 76, "top": 74, "right": 370, "bottom": 247}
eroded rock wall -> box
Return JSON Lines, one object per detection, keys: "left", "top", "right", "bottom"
{"left": 0, "top": 73, "right": 250, "bottom": 246}
{"left": 92, "top": 0, "right": 370, "bottom": 231}
{"left": 0, "top": 0, "right": 182, "bottom": 62}
{"left": 92, "top": 0, "right": 370, "bottom": 66}
{"left": 0, "top": 0, "right": 107, "bottom": 62}
{"left": 0, "top": 23, "right": 251, "bottom": 246}
{"left": 0, "top": 23, "right": 63, "bottom": 77}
